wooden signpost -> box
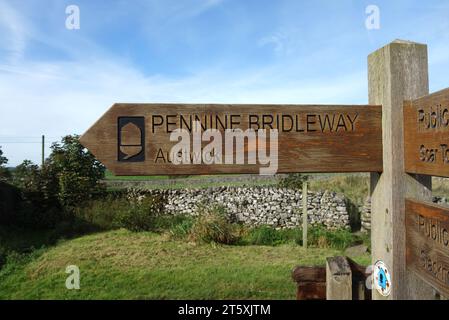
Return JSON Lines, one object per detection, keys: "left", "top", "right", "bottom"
{"left": 404, "top": 88, "right": 449, "bottom": 177}
{"left": 405, "top": 199, "right": 449, "bottom": 297}
{"left": 403, "top": 86, "right": 449, "bottom": 298}
{"left": 80, "top": 103, "right": 382, "bottom": 176}
{"left": 79, "top": 40, "right": 449, "bottom": 300}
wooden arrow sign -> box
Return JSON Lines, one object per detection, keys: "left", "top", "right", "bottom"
{"left": 404, "top": 87, "right": 449, "bottom": 177}
{"left": 80, "top": 103, "right": 382, "bottom": 176}
{"left": 406, "top": 198, "right": 449, "bottom": 296}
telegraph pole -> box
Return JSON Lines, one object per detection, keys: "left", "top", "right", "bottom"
{"left": 41, "top": 135, "right": 45, "bottom": 167}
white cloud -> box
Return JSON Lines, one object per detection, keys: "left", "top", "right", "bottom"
{"left": 0, "top": 53, "right": 367, "bottom": 166}
{"left": 0, "top": 0, "right": 28, "bottom": 63}
{"left": 0, "top": 0, "right": 369, "bottom": 166}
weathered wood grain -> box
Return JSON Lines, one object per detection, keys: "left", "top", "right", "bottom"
{"left": 326, "top": 256, "right": 352, "bottom": 300}
{"left": 405, "top": 199, "right": 449, "bottom": 297}
{"left": 292, "top": 266, "right": 326, "bottom": 283}
{"left": 369, "top": 40, "right": 433, "bottom": 300}
{"left": 80, "top": 103, "right": 382, "bottom": 176}
{"left": 404, "top": 87, "right": 449, "bottom": 177}
{"left": 292, "top": 266, "right": 326, "bottom": 300}
{"left": 291, "top": 259, "right": 369, "bottom": 300}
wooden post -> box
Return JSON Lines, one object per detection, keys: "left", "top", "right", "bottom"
{"left": 302, "top": 181, "right": 308, "bottom": 249}
{"left": 41, "top": 135, "right": 45, "bottom": 167}
{"left": 326, "top": 256, "right": 352, "bottom": 300}
{"left": 368, "top": 40, "right": 435, "bottom": 299}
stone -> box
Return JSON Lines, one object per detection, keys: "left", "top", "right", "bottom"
{"left": 136, "top": 186, "right": 350, "bottom": 229}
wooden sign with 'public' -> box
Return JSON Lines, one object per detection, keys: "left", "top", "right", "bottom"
{"left": 404, "top": 87, "right": 449, "bottom": 177}
{"left": 80, "top": 103, "right": 382, "bottom": 176}
{"left": 406, "top": 199, "right": 449, "bottom": 296}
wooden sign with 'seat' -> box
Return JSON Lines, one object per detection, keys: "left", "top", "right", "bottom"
{"left": 80, "top": 103, "right": 382, "bottom": 176}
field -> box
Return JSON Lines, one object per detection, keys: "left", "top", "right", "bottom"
{"left": 0, "top": 229, "right": 370, "bottom": 299}
{"left": 104, "top": 172, "right": 371, "bottom": 200}
{"left": 8, "top": 171, "right": 449, "bottom": 300}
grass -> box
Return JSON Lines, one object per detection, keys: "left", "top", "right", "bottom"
{"left": 309, "top": 173, "right": 369, "bottom": 207}
{"left": 104, "top": 171, "right": 286, "bottom": 189}
{"left": 0, "top": 229, "right": 370, "bottom": 300}
{"left": 105, "top": 171, "right": 169, "bottom": 181}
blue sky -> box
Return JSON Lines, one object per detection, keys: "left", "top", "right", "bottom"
{"left": 1, "top": 0, "right": 449, "bottom": 165}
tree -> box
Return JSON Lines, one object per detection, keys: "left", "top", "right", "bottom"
{"left": 45, "top": 135, "right": 106, "bottom": 207}
{"left": 0, "top": 146, "right": 7, "bottom": 166}
{"left": 0, "top": 146, "right": 10, "bottom": 181}
{"left": 12, "top": 160, "right": 40, "bottom": 190}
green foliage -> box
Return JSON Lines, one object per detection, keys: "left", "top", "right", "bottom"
{"left": 0, "top": 147, "right": 7, "bottom": 166}
{"left": 46, "top": 135, "right": 106, "bottom": 208}
{"left": 6, "top": 159, "right": 62, "bottom": 228}
{"left": 74, "top": 196, "right": 126, "bottom": 230}
{"left": 0, "top": 146, "right": 10, "bottom": 181}
{"left": 4, "top": 136, "right": 106, "bottom": 229}
{"left": 0, "top": 247, "right": 46, "bottom": 277}
{"left": 278, "top": 173, "right": 309, "bottom": 190}
{"left": 189, "top": 204, "right": 238, "bottom": 244}
{"left": 164, "top": 216, "right": 194, "bottom": 239}
{"left": 308, "top": 226, "right": 356, "bottom": 250}
{"left": 241, "top": 225, "right": 358, "bottom": 249}
{"left": 113, "top": 196, "right": 162, "bottom": 232}
{"left": 242, "top": 225, "right": 302, "bottom": 246}
{"left": 11, "top": 160, "right": 40, "bottom": 191}
{"left": 76, "top": 191, "right": 165, "bottom": 232}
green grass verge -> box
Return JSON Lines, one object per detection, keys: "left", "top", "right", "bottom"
{"left": 0, "top": 229, "right": 370, "bottom": 299}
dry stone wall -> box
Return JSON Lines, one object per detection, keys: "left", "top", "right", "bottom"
{"left": 144, "top": 186, "right": 351, "bottom": 230}
{"left": 360, "top": 195, "right": 448, "bottom": 233}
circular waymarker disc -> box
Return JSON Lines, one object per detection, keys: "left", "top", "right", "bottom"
{"left": 373, "top": 260, "right": 392, "bottom": 297}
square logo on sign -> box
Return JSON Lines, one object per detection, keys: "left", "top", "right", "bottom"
{"left": 118, "top": 117, "right": 145, "bottom": 162}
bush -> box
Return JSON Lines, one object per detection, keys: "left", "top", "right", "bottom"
{"left": 4, "top": 160, "right": 63, "bottom": 228}
{"left": 11, "top": 160, "right": 40, "bottom": 191}
{"left": 75, "top": 196, "right": 126, "bottom": 230}
{"left": 278, "top": 173, "right": 308, "bottom": 189}
{"left": 114, "top": 196, "right": 161, "bottom": 232}
{"left": 189, "top": 204, "right": 238, "bottom": 244}
{"left": 47, "top": 135, "right": 106, "bottom": 208}
{"left": 76, "top": 190, "right": 165, "bottom": 232}
{"left": 3, "top": 135, "right": 106, "bottom": 229}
